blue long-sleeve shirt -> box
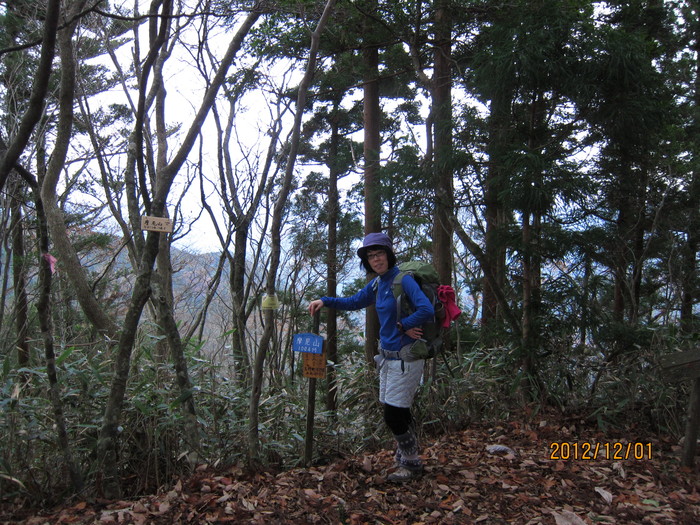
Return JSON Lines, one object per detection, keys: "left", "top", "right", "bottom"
{"left": 321, "top": 266, "right": 434, "bottom": 351}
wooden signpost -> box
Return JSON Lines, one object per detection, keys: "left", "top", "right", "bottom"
{"left": 292, "top": 314, "right": 326, "bottom": 466}
{"left": 140, "top": 215, "right": 174, "bottom": 233}
{"left": 660, "top": 348, "right": 700, "bottom": 468}
{"left": 293, "top": 332, "right": 326, "bottom": 380}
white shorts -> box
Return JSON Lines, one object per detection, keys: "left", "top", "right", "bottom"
{"left": 377, "top": 357, "right": 424, "bottom": 408}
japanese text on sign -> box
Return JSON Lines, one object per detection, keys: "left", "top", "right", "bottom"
{"left": 303, "top": 351, "right": 326, "bottom": 379}
{"left": 293, "top": 333, "right": 324, "bottom": 354}
{"left": 141, "top": 215, "right": 174, "bottom": 233}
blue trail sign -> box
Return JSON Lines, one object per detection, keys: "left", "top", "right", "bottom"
{"left": 292, "top": 333, "right": 324, "bottom": 354}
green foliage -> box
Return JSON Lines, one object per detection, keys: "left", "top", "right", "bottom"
{"left": 0, "top": 352, "right": 107, "bottom": 502}
{"left": 313, "top": 353, "right": 385, "bottom": 458}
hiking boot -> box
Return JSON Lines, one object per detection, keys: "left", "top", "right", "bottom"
{"left": 387, "top": 466, "right": 423, "bottom": 483}
{"left": 394, "top": 449, "right": 402, "bottom": 467}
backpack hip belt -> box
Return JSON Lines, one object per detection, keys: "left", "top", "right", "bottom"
{"left": 379, "top": 348, "right": 402, "bottom": 360}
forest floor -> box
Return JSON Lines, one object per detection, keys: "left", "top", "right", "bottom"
{"left": 2, "top": 415, "right": 699, "bottom": 524}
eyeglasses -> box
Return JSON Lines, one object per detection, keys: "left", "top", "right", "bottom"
{"left": 367, "top": 251, "right": 386, "bottom": 261}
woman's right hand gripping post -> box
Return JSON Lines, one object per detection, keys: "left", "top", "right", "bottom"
{"left": 308, "top": 299, "right": 324, "bottom": 316}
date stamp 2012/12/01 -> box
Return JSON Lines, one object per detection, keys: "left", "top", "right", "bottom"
{"left": 549, "top": 442, "right": 652, "bottom": 460}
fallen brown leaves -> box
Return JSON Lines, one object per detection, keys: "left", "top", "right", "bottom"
{"left": 2, "top": 418, "right": 699, "bottom": 524}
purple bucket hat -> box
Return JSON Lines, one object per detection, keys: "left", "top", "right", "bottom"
{"left": 357, "top": 232, "right": 394, "bottom": 259}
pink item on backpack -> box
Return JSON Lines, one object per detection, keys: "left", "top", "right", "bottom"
{"left": 437, "top": 285, "right": 461, "bottom": 328}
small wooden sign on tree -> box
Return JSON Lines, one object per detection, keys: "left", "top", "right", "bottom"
{"left": 141, "top": 216, "right": 173, "bottom": 233}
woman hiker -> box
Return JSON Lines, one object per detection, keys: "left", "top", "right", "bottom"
{"left": 308, "top": 232, "right": 434, "bottom": 482}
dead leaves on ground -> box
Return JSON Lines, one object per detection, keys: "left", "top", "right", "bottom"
{"left": 3, "top": 418, "right": 699, "bottom": 524}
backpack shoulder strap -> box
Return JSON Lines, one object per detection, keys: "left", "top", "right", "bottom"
{"left": 392, "top": 270, "right": 409, "bottom": 298}
{"left": 393, "top": 270, "right": 411, "bottom": 319}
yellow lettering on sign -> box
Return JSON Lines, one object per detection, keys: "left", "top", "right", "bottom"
{"left": 303, "top": 350, "right": 326, "bottom": 379}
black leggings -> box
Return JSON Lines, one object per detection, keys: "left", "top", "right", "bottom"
{"left": 384, "top": 403, "right": 413, "bottom": 435}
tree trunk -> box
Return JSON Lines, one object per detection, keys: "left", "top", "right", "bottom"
{"left": 521, "top": 208, "right": 543, "bottom": 400}
{"left": 0, "top": 194, "right": 11, "bottom": 341}
{"left": 681, "top": 15, "right": 700, "bottom": 337}
{"left": 520, "top": 95, "right": 545, "bottom": 400}
{"left": 680, "top": 211, "right": 699, "bottom": 336}
{"left": 9, "top": 181, "right": 30, "bottom": 368}
{"left": 431, "top": 0, "right": 454, "bottom": 287}
{"left": 0, "top": 0, "right": 60, "bottom": 192}
{"left": 326, "top": 102, "right": 340, "bottom": 413}
{"left": 362, "top": 0, "right": 382, "bottom": 366}
{"left": 231, "top": 223, "right": 253, "bottom": 385}
{"left": 630, "top": 169, "right": 648, "bottom": 325}
{"left": 521, "top": 210, "right": 533, "bottom": 364}
{"left": 35, "top": 193, "right": 84, "bottom": 493}
{"left": 326, "top": 107, "right": 340, "bottom": 412}
{"left": 482, "top": 82, "right": 512, "bottom": 330}
{"left": 151, "top": 270, "right": 200, "bottom": 454}
{"left": 611, "top": 157, "right": 641, "bottom": 357}
{"left": 580, "top": 254, "right": 592, "bottom": 347}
